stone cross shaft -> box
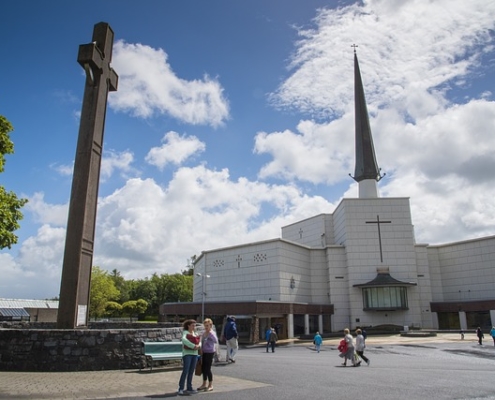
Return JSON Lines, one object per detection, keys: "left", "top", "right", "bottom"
{"left": 57, "top": 22, "right": 118, "bottom": 329}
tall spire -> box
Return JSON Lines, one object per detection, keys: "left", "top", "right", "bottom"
{"left": 350, "top": 46, "right": 384, "bottom": 198}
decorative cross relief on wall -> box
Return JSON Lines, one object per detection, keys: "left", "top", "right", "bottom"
{"left": 254, "top": 253, "right": 267, "bottom": 262}
{"left": 236, "top": 255, "right": 242, "bottom": 268}
{"left": 213, "top": 259, "right": 224, "bottom": 268}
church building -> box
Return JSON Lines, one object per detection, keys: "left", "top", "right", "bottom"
{"left": 160, "top": 51, "right": 495, "bottom": 343}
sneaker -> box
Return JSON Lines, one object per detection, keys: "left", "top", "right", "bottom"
{"left": 177, "top": 389, "right": 186, "bottom": 396}
{"left": 186, "top": 389, "right": 198, "bottom": 395}
{"left": 230, "top": 359, "right": 236, "bottom": 363}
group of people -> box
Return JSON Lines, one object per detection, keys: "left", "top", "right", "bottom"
{"left": 337, "top": 328, "right": 371, "bottom": 367}
{"left": 177, "top": 316, "right": 239, "bottom": 396}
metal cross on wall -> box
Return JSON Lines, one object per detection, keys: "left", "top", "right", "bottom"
{"left": 57, "top": 22, "right": 118, "bottom": 329}
{"left": 365, "top": 215, "right": 391, "bottom": 263}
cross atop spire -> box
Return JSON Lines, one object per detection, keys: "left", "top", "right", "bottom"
{"left": 351, "top": 44, "right": 358, "bottom": 53}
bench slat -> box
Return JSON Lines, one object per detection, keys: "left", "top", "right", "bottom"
{"left": 141, "top": 342, "right": 183, "bottom": 371}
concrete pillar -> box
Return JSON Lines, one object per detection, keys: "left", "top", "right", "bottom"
{"left": 489, "top": 310, "right": 495, "bottom": 327}
{"left": 459, "top": 311, "right": 467, "bottom": 331}
{"left": 304, "top": 314, "right": 310, "bottom": 335}
{"left": 287, "top": 314, "right": 294, "bottom": 339}
{"left": 318, "top": 315, "right": 324, "bottom": 334}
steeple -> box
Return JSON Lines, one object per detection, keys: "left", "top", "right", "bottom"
{"left": 349, "top": 46, "right": 384, "bottom": 198}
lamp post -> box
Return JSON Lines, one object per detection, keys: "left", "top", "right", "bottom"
{"left": 196, "top": 272, "right": 210, "bottom": 322}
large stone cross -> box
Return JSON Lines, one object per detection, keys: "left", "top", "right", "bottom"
{"left": 57, "top": 22, "right": 118, "bottom": 329}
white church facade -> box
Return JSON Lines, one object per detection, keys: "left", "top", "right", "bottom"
{"left": 160, "top": 51, "right": 495, "bottom": 343}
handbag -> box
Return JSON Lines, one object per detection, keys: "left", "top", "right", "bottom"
{"left": 195, "top": 357, "right": 202, "bottom": 376}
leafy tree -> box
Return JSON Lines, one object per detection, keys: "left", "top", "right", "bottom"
{"left": 162, "top": 273, "right": 193, "bottom": 303}
{"left": 105, "top": 301, "right": 122, "bottom": 317}
{"left": 89, "top": 266, "right": 120, "bottom": 319}
{"left": 129, "top": 277, "right": 157, "bottom": 314}
{"left": 109, "top": 269, "right": 132, "bottom": 303}
{"left": 122, "top": 299, "right": 148, "bottom": 321}
{"left": 0, "top": 115, "right": 28, "bottom": 249}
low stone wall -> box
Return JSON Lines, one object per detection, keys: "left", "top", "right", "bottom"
{"left": 0, "top": 325, "right": 184, "bottom": 372}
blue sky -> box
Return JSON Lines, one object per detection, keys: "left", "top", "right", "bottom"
{"left": 1, "top": 0, "right": 495, "bottom": 300}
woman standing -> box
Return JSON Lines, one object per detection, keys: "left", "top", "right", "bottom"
{"left": 313, "top": 331, "right": 323, "bottom": 353}
{"left": 198, "top": 318, "right": 218, "bottom": 392}
{"left": 340, "top": 328, "right": 360, "bottom": 367}
{"left": 355, "top": 328, "right": 370, "bottom": 365}
{"left": 178, "top": 319, "right": 200, "bottom": 396}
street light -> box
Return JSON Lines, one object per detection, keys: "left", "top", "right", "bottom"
{"left": 196, "top": 272, "right": 210, "bottom": 322}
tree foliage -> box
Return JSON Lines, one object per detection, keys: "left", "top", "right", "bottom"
{"left": 0, "top": 115, "right": 28, "bottom": 249}
{"left": 88, "top": 261, "right": 194, "bottom": 320}
{"left": 89, "top": 266, "right": 120, "bottom": 319}
{"left": 122, "top": 299, "right": 148, "bottom": 321}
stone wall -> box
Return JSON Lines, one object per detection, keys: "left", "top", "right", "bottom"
{"left": 0, "top": 325, "right": 184, "bottom": 372}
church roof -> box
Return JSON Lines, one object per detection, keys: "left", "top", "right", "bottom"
{"left": 353, "top": 272, "right": 417, "bottom": 288}
{"left": 351, "top": 50, "right": 383, "bottom": 183}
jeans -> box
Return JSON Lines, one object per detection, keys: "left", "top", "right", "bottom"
{"left": 178, "top": 355, "right": 198, "bottom": 391}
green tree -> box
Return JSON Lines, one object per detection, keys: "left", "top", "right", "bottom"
{"left": 109, "top": 269, "right": 132, "bottom": 303}
{"left": 89, "top": 266, "right": 120, "bottom": 319}
{"left": 105, "top": 301, "right": 123, "bottom": 317}
{"left": 0, "top": 115, "right": 28, "bottom": 249}
{"left": 122, "top": 299, "right": 148, "bottom": 321}
{"left": 129, "top": 277, "right": 157, "bottom": 315}
{"left": 162, "top": 273, "right": 193, "bottom": 303}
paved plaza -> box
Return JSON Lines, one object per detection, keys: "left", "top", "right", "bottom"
{"left": 0, "top": 333, "right": 494, "bottom": 400}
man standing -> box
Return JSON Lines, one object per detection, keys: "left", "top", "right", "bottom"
{"left": 265, "top": 327, "right": 272, "bottom": 353}
{"left": 223, "top": 316, "right": 238, "bottom": 363}
{"left": 476, "top": 327, "right": 484, "bottom": 345}
{"left": 490, "top": 326, "right": 495, "bottom": 347}
{"left": 268, "top": 328, "right": 278, "bottom": 353}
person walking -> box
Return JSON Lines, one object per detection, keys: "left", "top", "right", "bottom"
{"left": 223, "top": 316, "right": 239, "bottom": 363}
{"left": 355, "top": 328, "right": 370, "bottom": 366}
{"left": 197, "top": 318, "right": 217, "bottom": 392}
{"left": 268, "top": 328, "right": 278, "bottom": 353}
{"left": 490, "top": 326, "right": 495, "bottom": 347}
{"left": 339, "top": 328, "right": 360, "bottom": 367}
{"left": 265, "top": 327, "right": 272, "bottom": 353}
{"left": 313, "top": 331, "right": 323, "bottom": 353}
{"left": 476, "top": 327, "right": 484, "bottom": 345}
{"left": 177, "top": 319, "right": 200, "bottom": 396}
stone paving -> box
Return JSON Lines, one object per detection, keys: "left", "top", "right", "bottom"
{"left": 0, "top": 333, "right": 492, "bottom": 399}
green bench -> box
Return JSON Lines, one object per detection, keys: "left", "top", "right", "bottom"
{"left": 141, "top": 341, "right": 183, "bottom": 371}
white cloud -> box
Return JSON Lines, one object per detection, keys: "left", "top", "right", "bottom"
{"left": 145, "top": 131, "right": 206, "bottom": 170}
{"left": 26, "top": 193, "right": 68, "bottom": 226}
{"left": 100, "top": 149, "right": 136, "bottom": 180}
{"left": 254, "top": 117, "right": 353, "bottom": 184}
{"left": 110, "top": 41, "right": 230, "bottom": 127}
{"left": 270, "top": 0, "right": 494, "bottom": 120}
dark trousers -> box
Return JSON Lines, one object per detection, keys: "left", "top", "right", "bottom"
{"left": 201, "top": 352, "right": 214, "bottom": 382}
{"left": 269, "top": 341, "right": 276, "bottom": 352}
{"left": 356, "top": 350, "right": 369, "bottom": 363}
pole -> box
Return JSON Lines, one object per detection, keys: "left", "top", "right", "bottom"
{"left": 201, "top": 275, "right": 205, "bottom": 322}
